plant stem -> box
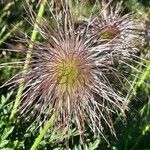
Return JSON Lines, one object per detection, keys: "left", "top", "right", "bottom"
{"left": 125, "top": 59, "right": 150, "bottom": 101}
{"left": 0, "top": 2, "right": 14, "bottom": 23}
{"left": 30, "top": 113, "right": 56, "bottom": 150}
{"left": 137, "top": 60, "right": 150, "bottom": 87}
{"left": 9, "top": 0, "right": 47, "bottom": 120}
{"left": 0, "top": 21, "right": 23, "bottom": 45}
{"left": 131, "top": 125, "right": 150, "bottom": 150}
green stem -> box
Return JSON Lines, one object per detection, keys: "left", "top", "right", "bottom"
{"left": 137, "top": 60, "right": 150, "bottom": 87}
{"left": 30, "top": 113, "right": 56, "bottom": 150}
{"left": 131, "top": 125, "right": 150, "bottom": 150}
{"left": 0, "top": 2, "right": 14, "bottom": 23}
{"left": 9, "top": 0, "right": 47, "bottom": 120}
{"left": 0, "top": 21, "right": 23, "bottom": 45}
{"left": 125, "top": 59, "right": 150, "bottom": 101}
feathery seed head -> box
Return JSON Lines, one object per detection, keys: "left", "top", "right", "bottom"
{"left": 85, "top": 1, "right": 141, "bottom": 46}
{"left": 13, "top": 18, "right": 126, "bottom": 141}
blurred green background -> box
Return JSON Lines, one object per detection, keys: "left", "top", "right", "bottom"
{"left": 0, "top": 0, "right": 149, "bottom": 149}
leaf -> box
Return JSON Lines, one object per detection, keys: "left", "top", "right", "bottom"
{"left": 0, "top": 91, "right": 13, "bottom": 111}
{"left": 0, "top": 140, "right": 9, "bottom": 148}
{"left": 2, "top": 148, "right": 13, "bottom": 150}
{"left": 1, "top": 126, "right": 14, "bottom": 140}
{"left": 88, "top": 139, "right": 100, "bottom": 150}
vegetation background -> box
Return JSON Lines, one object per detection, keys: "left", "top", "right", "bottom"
{"left": 0, "top": 0, "right": 149, "bottom": 149}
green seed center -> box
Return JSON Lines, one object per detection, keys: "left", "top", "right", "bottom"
{"left": 57, "top": 60, "right": 79, "bottom": 93}
{"left": 101, "top": 26, "right": 119, "bottom": 40}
